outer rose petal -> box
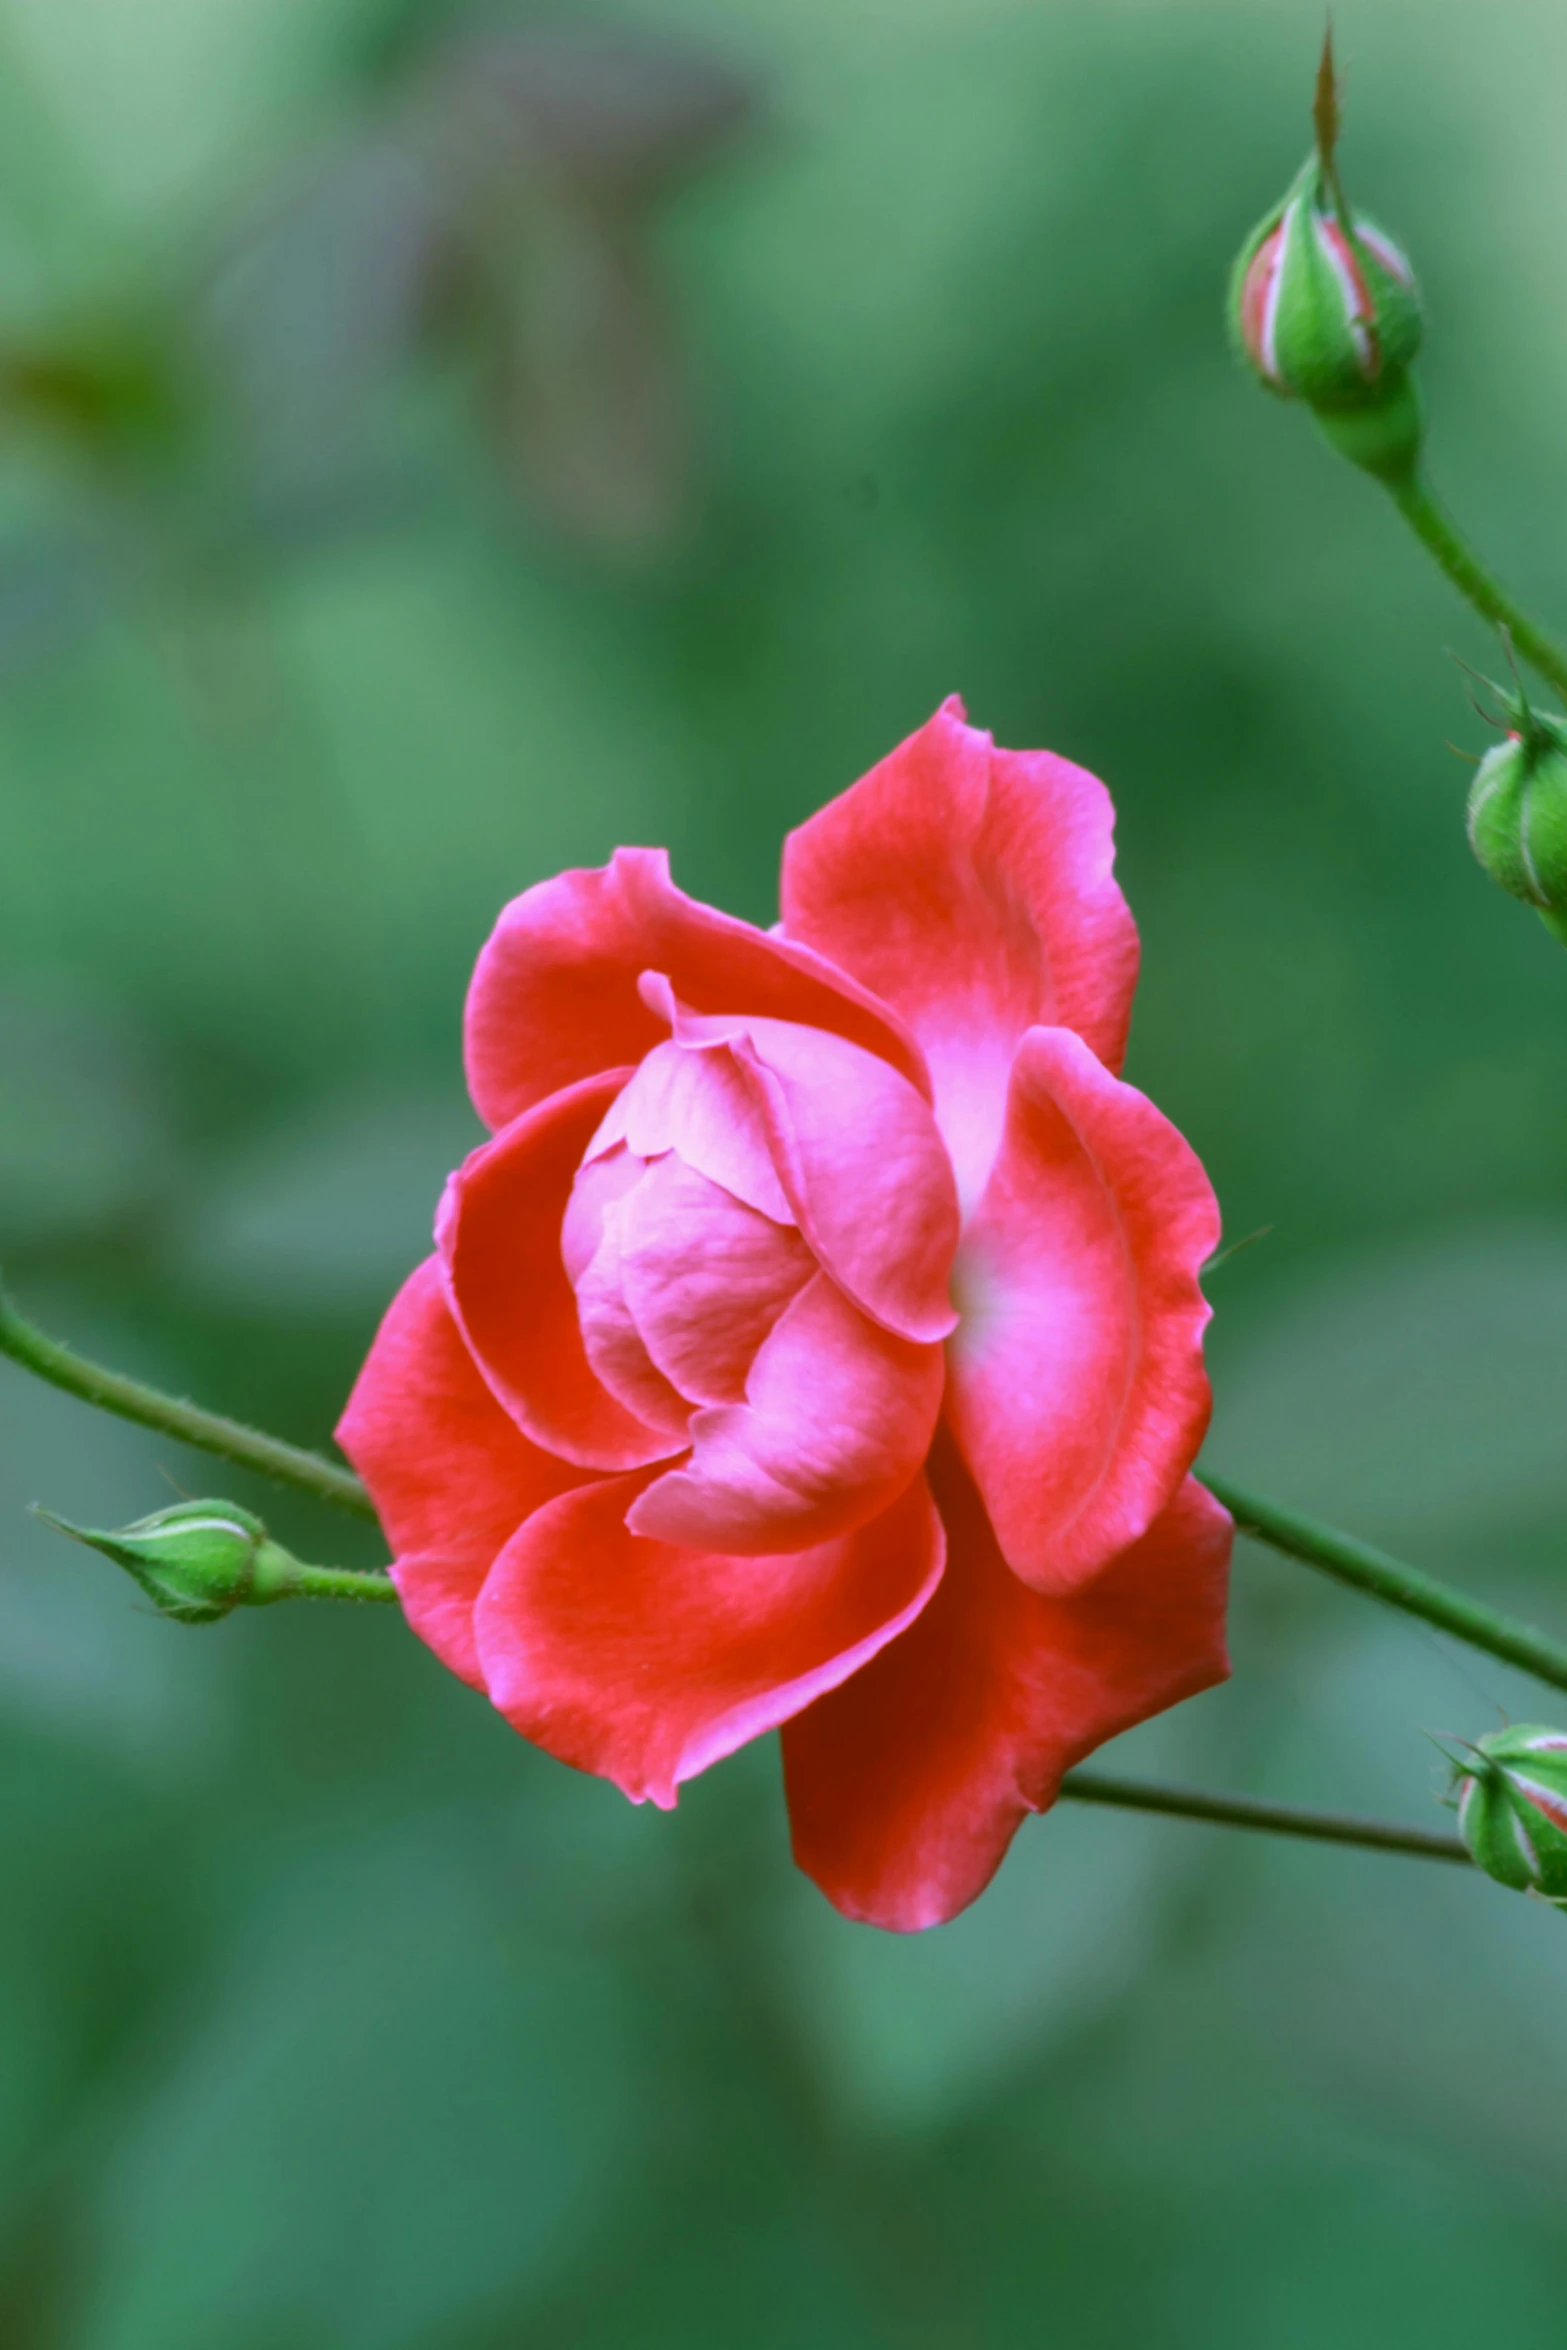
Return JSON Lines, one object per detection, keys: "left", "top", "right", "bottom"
{"left": 474, "top": 1469, "right": 946, "bottom": 1808}
{"left": 780, "top": 698, "right": 1140, "bottom": 1210}
{"left": 440, "top": 1070, "right": 682, "bottom": 1473}
{"left": 465, "top": 846, "right": 930, "bottom": 1131}
{"left": 782, "top": 1438, "right": 1232, "bottom": 1931}
{"left": 627, "top": 1271, "right": 944, "bottom": 1555}
{"left": 946, "top": 1026, "right": 1217, "bottom": 1594}
{"left": 335, "top": 1258, "right": 586, "bottom": 1689}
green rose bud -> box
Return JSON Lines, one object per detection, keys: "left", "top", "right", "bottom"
{"left": 1449, "top": 1726, "right": 1567, "bottom": 1904}
{"left": 1467, "top": 699, "right": 1567, "bottom": 946}
{"left": 1230, "top": 33, "right": 1424, "bottom": 481}
{"left": 34, "top": 1498, "right": 302, "bottom": 1623}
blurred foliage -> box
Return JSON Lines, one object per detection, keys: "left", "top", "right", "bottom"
{"left": 5, "top": 0, "right": 1567, "bottom": 2341}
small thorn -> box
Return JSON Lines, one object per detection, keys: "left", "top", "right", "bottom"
{"left": 1201, "top": 1224, "right": 1275, "bottom": 1277}
{"left": 1444, "top": 740, "right": 1482, "bottom": 767}
{"left": 1313, "top": 21, "right": 1340, "bottom": 169}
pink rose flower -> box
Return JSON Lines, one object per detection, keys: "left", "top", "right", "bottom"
{"left": 338, "top": 699, "right": 1231, "bottom": 1929}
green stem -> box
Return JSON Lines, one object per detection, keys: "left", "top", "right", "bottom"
{"left": 8, "top": 1275, "right": 1567, "bottom": 1714}
{"left": 288, "top": 1560, "right": 401, "bottom": 1604}
{"left": 1388, "top": 471, "right": 1567, "bottom": 703}
{"left": 1058, "top": 1769, "right": 1469, "bottom": 1864}
{"left": 0, "top": 1278, "right": 375, "bottom": 1520}
{"left": 1202, "top": 1468, "right": 1567, "bottom": 1697}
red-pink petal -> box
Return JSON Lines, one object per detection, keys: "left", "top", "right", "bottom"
{"left": 782, "top": 1440, "right": 1232, "bottom": 1930}
{"left": 614, "top": 1154, "right": 815, "bottom": 1406}
{"left": 464, "top": 846, "right": 930, "bottom": 1132}
{"left": 335, "top": 1257, "right": 587, "bottom": 1689}
{"left": 626, "top": 1270, "right": 944, "bottom": 1555}
{"left": 474, "top": 1470, "right": 945, "bottom": 1807}
{"left": 780, "top": 699, "right": 1139, "bottom": 1209}
{"left": 946, "top": 1026, "right": 1217, "bottom": 1594}
{"left": 439, "top": 1070, "right": 682, "bottom": 1473}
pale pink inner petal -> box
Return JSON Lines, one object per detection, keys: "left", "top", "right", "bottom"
{"left": 615, "top": 1154, "right": 816, "bottom": 1407}
{"left": 575, "top": 1198, "right": 693, "bottom": 1438}
{"left": 729, "top": 1017, "right": 958, "bottom": 1343}
{"left": 627, "top": 1269, "right": 943, "bottom": 1556}
{"left": 561, "top": 1143, "right": 645, "bottom": 1283}
{"left": 632, "top": 983, "right": 960, "bottom": 1344}
{"left": 585, "top": 1039, "right": 793, "bottom": 1225}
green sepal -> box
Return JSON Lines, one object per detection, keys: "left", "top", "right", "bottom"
{"left": 1467, "top": 698, "right": 1567, "bottom": 936}
{"left": 1451, "top": 1726, "right": 1567, "bottom": 1904}
{"left": 34, "top": 1498, "right": 301, "bottom": 1623}
{"left": 1311, "top": 368, "right": 1423, "bottom": 483}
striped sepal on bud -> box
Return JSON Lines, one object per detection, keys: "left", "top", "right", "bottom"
{"left": 1467, "top": 694, "right": 1567, "bottom": 948}
{"left": 1229, "top": 32, "right": 1424, "bottom": 479}
{"left": 1450, "top": 1726, "right": 1567, "bottom": 1905}
{"left": 34, "top": 1497, "right": 301, "bottom": 1623}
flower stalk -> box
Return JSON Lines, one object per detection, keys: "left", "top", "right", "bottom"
{"left": 1385, "top": 474, "right": 1567, "bottom": 707}
{"left": 0, "top": 1276, "right": 375, "bottom": 1518}
{"left": 1058, "top": 1770, "right": 1469, "bottom": 1865}
{"left": 1200, "top": 1469, "right": 1567, "bottom": 1697}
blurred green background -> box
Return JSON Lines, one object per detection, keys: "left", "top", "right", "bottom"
{"left": 5, "top": 0, "right": 1567, "bottom": 2339}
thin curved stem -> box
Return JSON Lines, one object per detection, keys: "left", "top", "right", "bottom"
{"left": 1202, "top": 1468, "right": 1567, "bottom": 1698}
{"left": 0, "top": 1278, "right": 375, "bottom": 1519}
{"left": 1389, "top": 472, "right": 1567, "bottom": 703}
{"left": 1058, "top": 1770, "right": 1469, "bottom": 1863}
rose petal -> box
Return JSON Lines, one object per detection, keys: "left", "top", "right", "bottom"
{"left": 440, "top": 1069, "right": 683, "bottom": 1472}
{"left": 335, "top": 1257, "right": 587, "bottom": 1689}
{"left": 561, "top": 1145, "right": 644, "bottom": 1283}
{"left": 730, "top": 1021, "right": 959, "bottom": 1344}
{"left": 946, "top": 1025, "right": 1217, "bottom": 1594}
{"left": 465, "top": 845, "right": 930, "bottom": 1132}
{"left": 781, "top": 698, "right": 1140, "bottom": 1210}
{"left": 627, "top": 1270, "right": 944, "bottom": 1555}
{"left": 574, "top": 1199, "right": 693, "bottom": 1437}
{"left": 632, "top": 983, "right": 960, "bottom": 1345}
{"left": 474, "top": 1469, "right": 945, "bottom": 1808}
{"left": 587, "top": 1036, "right": 793, "bottom": 1224}
{"left": 782, "top": 1438, "right": 1232, "bottom": 1930}
{"left": 614, "top": 1154, "right": 815, "bottom": 1406}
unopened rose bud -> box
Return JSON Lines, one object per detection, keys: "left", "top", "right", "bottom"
{"left": 34, "top": 1497, "right": 301, "bottom": 1622}
{"left": 1450, "top": 1726, "right": 1567, "bottom": 1903}
{"left": 1467, "top": 702, "right": 1567, "bottom": 946}
{"left": 1230, "top": 35, "right": 1424, "bottom": 480}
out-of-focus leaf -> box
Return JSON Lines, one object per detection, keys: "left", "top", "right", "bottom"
{"left": 417, "top": 24, "right": 752, "bottom": 551}
{"left": 200, "top": 133, "right": 443, "bottom": 509}
{"left": 1208, "top": 1222, "right": 1567, "bottom": 1556}
{"left": 174, "top": 1085, "right": 481, "bottom": 1312}
{"left": 0, "top": 989, "right": 173, "bottom": 1246}
{"left": 71, "top": 1826, "right": 641, "bottom": 2350}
